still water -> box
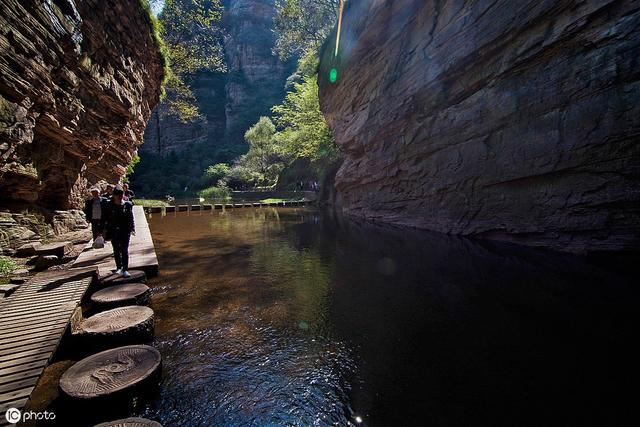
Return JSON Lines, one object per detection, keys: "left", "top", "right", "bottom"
{"left": 137, "top": 207, "right": 633, "bottom": 426}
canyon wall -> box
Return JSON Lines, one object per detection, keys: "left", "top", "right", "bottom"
{"left": 318, "top": 0, "right": 640, "bottom": 253}
{"left": 0, "top": 0, "right": 164, "bottom": 210}
{"left": 141, "top": 0, "right": 294, "bottom": 155}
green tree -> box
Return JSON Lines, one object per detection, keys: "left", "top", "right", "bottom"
{"left": 123, "top": 154, "right": 141, "bottom": 183}
{"left": 156, "top": 0, "right": 226, "bottom": 121}
{"left": 273, "top": 0, "right": 340, "bottom": 60}
{"left": 271, "top": 74, "right": 337, "bottom": 161}
{"left": 202, "top": 162, "right": 230, "bottom": 186}
{"left": 225, "top": 117, "right": 287, "bottom": 188}
{"left": 271, "top": 51, "right": 338, "bottom": 162}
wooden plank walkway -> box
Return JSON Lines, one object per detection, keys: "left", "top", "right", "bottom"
{"left": 0, "top": 268, "right": 96, "bottom": 425}
{"left": 71, "top": 206, "right": 158, "bottom": 278}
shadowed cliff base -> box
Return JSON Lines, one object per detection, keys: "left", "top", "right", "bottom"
{"left": 318, "top": 0, "right": 640, "bottom": 254}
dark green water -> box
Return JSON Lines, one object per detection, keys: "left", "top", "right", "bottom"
{"left": 136, "top": 207, "right": 634, "bottom": 426}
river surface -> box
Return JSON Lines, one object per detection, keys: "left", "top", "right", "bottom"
{"left": 133, "top": 207, "right": 634, "bottom": 426}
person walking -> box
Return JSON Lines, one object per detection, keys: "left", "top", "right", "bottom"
{"left": 83, "top": 188, "right": 106, "bottom": 240}
{"left": 101, "top": 184, "right": 114, "bottom": 199}
{"left": 123, "top": 183, "right": 135, "bottom": 202}
{"left": 103, "top": 186, "right": 135, "bottom": 278}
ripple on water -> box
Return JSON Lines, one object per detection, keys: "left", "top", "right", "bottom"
{"left": 139, "top": 312, "right": 356, "bottom": 426}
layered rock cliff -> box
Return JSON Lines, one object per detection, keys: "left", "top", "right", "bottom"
{"left": 142, "top": 0, "right": 293, "bottom": 154}
{"left": 318, "top": 0, "right": 640, "bottom": 253}
{"left": 0, "top": 0, "right": 164, "bottom": 210}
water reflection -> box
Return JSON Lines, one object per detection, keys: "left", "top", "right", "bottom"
{"left": 142, "top": 207, "right": 635, "bottom": 426}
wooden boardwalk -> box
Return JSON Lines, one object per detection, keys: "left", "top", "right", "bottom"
{"left": 0, "top": 268, "right": 96, "bottom": 425}
{"left": 71, "top": 206, "right": 158, "bottom": 278}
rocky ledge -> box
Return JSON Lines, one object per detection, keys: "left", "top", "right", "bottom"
{"left": 318, "top": 0, "right": 640, "bottom": 253}
{"left": 0, "top": 0, "right": 165, "bottom": 210}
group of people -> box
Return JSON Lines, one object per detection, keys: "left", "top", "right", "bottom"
{"left": 83, "top": 183, "right": 136, "bottom": 278}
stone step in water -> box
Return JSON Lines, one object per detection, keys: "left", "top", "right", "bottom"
{"left": 90, "top": 283, "right": 150, "bottom": 309}
{"left": 101, "top": 270, "right": 146, "bottom": 286}
{"left": 74, "top": 306, "right": 154, "bottom": 348}
{"left": 59, "top": 345, "right": 161, "bottom": 400}
{"left": 35, "top": 242, "right": 72, "bottom": 258}
{"left": 94, "top": 417, "right": 162, "bottom": 427}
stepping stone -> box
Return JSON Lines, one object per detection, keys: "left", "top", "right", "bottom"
{"left": 177, "top": 205, "right": 188, "bottom": 212}
{"left": 77, "top": 306, "right": 154, "bottom": 344}
{"left": 34, "top": 254, "right": 61, "bottom": 271}
{"left": 0, "top": 283, "right": 20, "bottom": 297}
{"left": 95, "top": 417, "right": 162, "bottom": 427}
{"left": 203, "top": 204, "right": 212, "bottom": 210}
{"left": 60, "top": 345, "right": 161, "bottom": 400}
{"left": 191, "top": 205, "right": 201, "bottom": 211}
{"left": 165, "top": 206, "right": 176, "bottom": 212}
{"left": 101, "top": 270, "right": 146, "bottom": 285}
{"left": 15, "top": 242, "right": 40, "bottom": 257}
{"left": 90, "top": 283, "right": 151, "bottom": 309}
{"left": 35, "top": 241, "right": 72, "bottom": 258}
{"left": 13, "top": 267, "right": 29, "bottom": 276}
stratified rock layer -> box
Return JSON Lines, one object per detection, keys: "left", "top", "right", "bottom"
{"left": 318, "top": 0, "right": 640, "bottom": 253}
{"left": 0, "top": 0, "right": 164, "bottom": 209}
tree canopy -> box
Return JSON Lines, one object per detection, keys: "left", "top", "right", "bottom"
{"left": 273, "top": 0, "right": 340, "bottom": 60}
{"left": 152, "top": 0, "right": 226, "bottom": 121}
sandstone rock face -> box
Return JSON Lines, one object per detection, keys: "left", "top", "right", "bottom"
{"left": 0, "top": 0, "right": 165, "bottom": 209}
{"left": 142, "top": 0, "right": 294, "bottom": 154}
{"left": 318, "top": 0, "right": 640, "bottom": 253}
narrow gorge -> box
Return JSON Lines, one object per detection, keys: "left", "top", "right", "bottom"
{"left": 141, "top": 0, "right": 294, "bottom": 155}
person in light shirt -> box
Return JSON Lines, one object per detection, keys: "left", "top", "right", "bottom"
{"left": 83, "top": 188, "right": 106, "bottom": 240}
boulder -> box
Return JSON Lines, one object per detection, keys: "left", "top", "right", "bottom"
{"left": 34, "top": 255, "right": 61, "bottom": 271}
{"left": 15, "top": 242, "right": 40, "bottom": 257}
{"left": 35, "top": 242, "right": 72, "bottom": 259}
{"left": 0, "top": 283, "right": 20, "bottom": 297}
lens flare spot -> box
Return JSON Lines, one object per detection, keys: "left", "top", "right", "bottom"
{"left": 329, "top": 68, "right": 338, "bottom": 83}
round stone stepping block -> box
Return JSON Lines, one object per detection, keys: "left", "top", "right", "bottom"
{"left": 101, "top": 270, "right": 146, "bottom": 286}
{"left": 60, "top": 345, "right": 161, "bottom": 400}
{"left": 94, "top": 417, "right": 162, "bottom": 427}
{"left": 78, "top": 306, "right": 155, "bottom": 346}
{"left": 90, "top": 283, "right": 151, "bottom": 309}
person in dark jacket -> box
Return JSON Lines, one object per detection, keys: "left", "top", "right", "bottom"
{"left": 103, "top": 186, "right": 135, "bottom": 278}
{"left": 101, "top": 184, "right": 114, "bottom": 200}
{"left": 83, "top": 188, "right": 106, "bottom": 240}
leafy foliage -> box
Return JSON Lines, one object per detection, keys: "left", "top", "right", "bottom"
{"left": 152, "top": 0, "right": 226, "bottom": 121}
{"left": 207, "top": 52, "right": 339, "bottom": 190}
{"left": 202, "top": 163, "right": 231, "bottom": 186}
{"left": 273, "top": 0, "right": 340, "bottom": 60}
{"left": 272, "top": 66, "right": 337, "bottom": 161}
{"left": 123, "top": 154, "right": 141, "bottom": 183}
{"left": 199, "top": 181, "right": 231, "bottom": 200}
{"left": 224, "top": 117, "right": 287, "bottom": 188}
{"left": 0, "top": 256, "right": 16, "bottom": 278}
